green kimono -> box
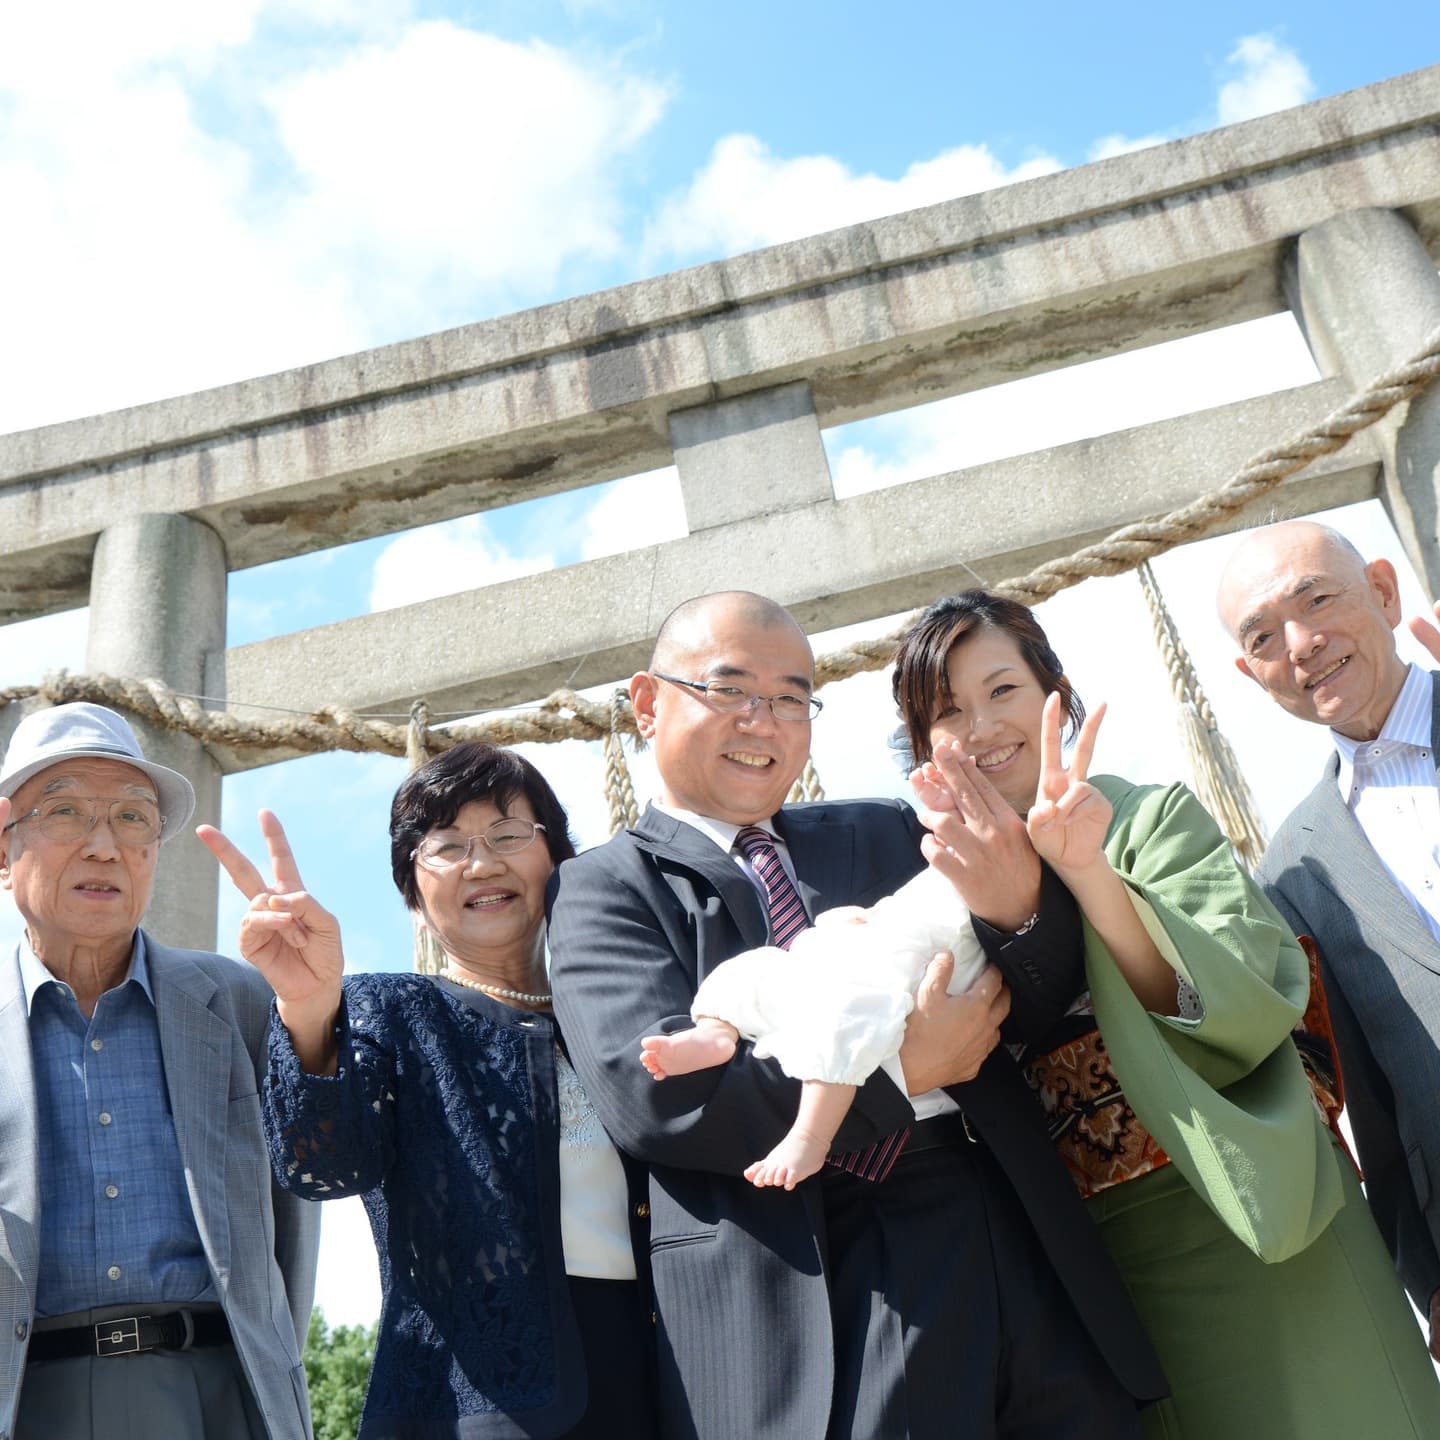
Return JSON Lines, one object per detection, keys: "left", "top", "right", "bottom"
{"left": 1083, "top": 778, "right": 1440, "bottom": 1438}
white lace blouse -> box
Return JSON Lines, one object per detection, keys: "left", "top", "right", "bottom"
{"left": 556, "top": 1045, "right": 636, "bottom": 1280}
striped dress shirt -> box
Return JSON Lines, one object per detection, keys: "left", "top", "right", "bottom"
{"left": 1332, "top": 662, "right": 1440, "bottom": 944}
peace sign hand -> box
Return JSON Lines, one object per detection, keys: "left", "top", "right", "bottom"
{"left": 197, "top": 810, "right": 345, "bottom": 1017}
{"left": 1025, "top": 693, "right": 1111, "bottom": 876}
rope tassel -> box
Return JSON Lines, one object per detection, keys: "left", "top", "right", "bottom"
{"left": 1137, "top": 562, "right": 1268, "bottom": 870}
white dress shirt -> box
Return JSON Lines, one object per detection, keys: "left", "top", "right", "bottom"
{"left": 1332, "top": 662, "right": 1440, "bottom": 943}
{"left": 653, "top": 801, "right": 959, "bottom": 1120}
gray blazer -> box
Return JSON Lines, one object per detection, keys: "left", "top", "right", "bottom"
{"left": 1258, "top": 671, "right": 1440, "bottom": 1309}
{"left": 0, "top": 932, "right": 319, "bottom": 1440}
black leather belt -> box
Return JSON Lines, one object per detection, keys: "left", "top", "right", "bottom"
{"left": 905, "top": 1112, "right": 980, "bottom": 1153}
{"left": 28, "top": 1309, "right": 230, "bottom": 1362}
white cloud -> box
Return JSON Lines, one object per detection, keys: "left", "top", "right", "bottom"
{"left": 1083, "top": 33, "right": 1313, "bottom": 166}
{"left": 0, "top": 9, "right": 667, "bottom": 434}
{"left": 643, "top": 29, "right": 1313, "bottom": 271}
{"left": 0, "top": 2, "right": 264, "bottom": 87}
{"left": 644, "top": 134, "right": 1061, "bottom": 262}
{"left": 267, "top": 24, "right": 670, "bottom": 326}
{"left": 1217, "top": 34, "right": 1315, "bottom": 126}
{"left": 577, "top": 468, "right": 688, "bottom": 561}
{"left": 368, "top": 515, "right": 556, "bottom": 612}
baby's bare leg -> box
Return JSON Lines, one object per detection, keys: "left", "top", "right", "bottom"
{"left": 744, "top": 1080, "right": 858, "bottom": 1190}
{"left": 640, "top": 1016, "right": 739, "bottom": 1080}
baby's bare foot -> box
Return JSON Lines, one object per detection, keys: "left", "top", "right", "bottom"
{"left": 639, "top": 1027, "right": 737, "bottom": 1080}
{"left": 743, "top": 1127, "right": 830, "bottom": 1191}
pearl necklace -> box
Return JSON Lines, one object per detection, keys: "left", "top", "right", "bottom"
{"left": 441, "top": 967, "right": 552, "bottom": 1006}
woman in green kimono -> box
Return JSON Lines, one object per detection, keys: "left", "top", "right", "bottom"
{"left": 891, "top": 589, "right": 1440, "bottom": 1439}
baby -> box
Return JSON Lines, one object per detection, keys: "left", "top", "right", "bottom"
{"left": 640, "top": 861, "right": 986, "bottom": 1189}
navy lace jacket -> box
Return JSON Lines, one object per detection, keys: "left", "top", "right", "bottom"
{"left": 264, "top": 972, "right": 614, "bottom": 1439}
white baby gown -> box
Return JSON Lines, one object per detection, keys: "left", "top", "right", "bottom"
{"left": 691, "top": 865, "right": 988, "bottom": 1085}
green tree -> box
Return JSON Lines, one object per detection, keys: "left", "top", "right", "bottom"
{"left": 303, "top": 1307, "right": 376, "bottom": 1440}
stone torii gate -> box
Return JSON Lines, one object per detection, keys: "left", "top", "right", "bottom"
{"left": 4, "top": 64, "right": 1440, "bottom": 950}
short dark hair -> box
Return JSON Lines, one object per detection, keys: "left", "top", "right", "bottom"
{"left": 389, "top": 741, "right": 577, "bottom": 908}
{"left": 891, "top": 591, "right": 1085, "bottom": 768}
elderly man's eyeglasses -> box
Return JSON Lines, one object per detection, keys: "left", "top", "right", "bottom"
{"left": 652, "top": 673, "right": 822, "bottom": 722}
{"left": 412, "top": 818, "right": 548, "bottom": 872}
{"left": 3, "top": 796, "right": 165, "bottom": 847}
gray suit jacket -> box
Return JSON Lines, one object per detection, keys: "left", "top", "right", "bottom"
{"left": 0, "top": 932, "right": 319, "bottom": 1439}
{"left": 1258, "top": 671, "right": 1440, "bottom": 1308}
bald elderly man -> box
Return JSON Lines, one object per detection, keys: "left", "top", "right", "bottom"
{"left": 1218, "top": 519, "right": 1440, "bottom": 1358}
{"left": 0, "top": 704, "right": 317, "bottom": 1439}
{"left": 548, "top": 591, "right": 1163, "bottom": 1440}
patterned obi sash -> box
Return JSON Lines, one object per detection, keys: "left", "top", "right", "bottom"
{"left": 1023, "top": 1025, "right": 1169, "bottom": 1200}
{"left": 1024, "top": 955, "right": 1348, "bottom": 1202}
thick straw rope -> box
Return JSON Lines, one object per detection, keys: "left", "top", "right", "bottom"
{"left": 787, "top": 756, "right": 826, "bottom": 804}
{"left": 603, "top": 688, "right": 641, "bottom": 834}
{"left": 7, "top": 322, "right": 1440, "bottom": 750}
{"left": 1136, "top": 562, "right": 1269, "bottom": 869}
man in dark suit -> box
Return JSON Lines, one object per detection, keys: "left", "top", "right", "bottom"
{"left": 548, "top": 591, "right": 1163, "bottom": 1440}
{"left": 1218, "top": 518, "right": 1440, "bottom": 1359}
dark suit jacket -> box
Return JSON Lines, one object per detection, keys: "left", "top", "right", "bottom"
{"left": 1258, "top": 670, "right": 1440, "bottom": 1309}
{"left": 548, "top": 798, "right": 1164, "bottom": 1440}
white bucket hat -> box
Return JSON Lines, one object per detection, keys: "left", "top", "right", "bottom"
{"left": 1, "top": 703, "right": 196, "bottom": 840}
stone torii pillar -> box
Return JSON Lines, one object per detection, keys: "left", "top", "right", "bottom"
{"left": 85, "top": 514, "right": 227, "bottom": 950}
{"left": 1285, "top": 206, "right": 1440, "bottom": 598}
{"left": 668, "top": 381, "right": 835, "bottom": 534}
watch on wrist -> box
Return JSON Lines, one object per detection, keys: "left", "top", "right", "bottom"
{"left": 1013, "top": 911, "right": 1040, "bottom": 936}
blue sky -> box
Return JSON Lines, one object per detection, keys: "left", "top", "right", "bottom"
{"left": 4, "top": 1, "right": 1440, "bottom": 1322}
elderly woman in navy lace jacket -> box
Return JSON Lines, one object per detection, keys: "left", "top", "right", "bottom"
{"left": 199, "top": 743, "right": 656, "bottom": 1440}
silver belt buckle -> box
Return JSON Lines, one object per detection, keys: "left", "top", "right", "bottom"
{"left": 94, "top": 1315, "right": 146, "bottom": 1357}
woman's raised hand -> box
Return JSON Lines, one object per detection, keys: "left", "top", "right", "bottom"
{"left": 1025, "top": 692, "right": 1111, "bottom": 874}
{"left": 197, "top": 810, "right": 344, "bottom": 1015}
{"left": 913, "top": 739, "right": 1040, "bottom": 932}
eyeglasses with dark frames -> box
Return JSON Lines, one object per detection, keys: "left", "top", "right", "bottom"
{"left": 652, "top": 673, "right": 822, "bottom": 722}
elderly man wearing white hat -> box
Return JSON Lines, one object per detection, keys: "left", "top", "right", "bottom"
{"left": 0, "top": 704, "right": 318, "bottom": 1440}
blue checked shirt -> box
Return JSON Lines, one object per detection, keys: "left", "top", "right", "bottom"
{"left": 21, "top": 932, "right": 215, "bottom": 1316}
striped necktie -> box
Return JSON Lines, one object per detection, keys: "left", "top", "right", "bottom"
{"left": 734, "top": 826, "right": 908, "bottom": 1182}
{"left": 735, "top": 825, "right": 809, "bottom": 949}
